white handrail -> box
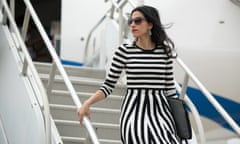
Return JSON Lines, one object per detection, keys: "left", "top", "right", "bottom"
{"left": 23, "top": 0, "right": 100, "bottom": 143}
{"left": 109, "top": 0, "right": 136, "bottom": 44}
{"left": 84, "top": 0, "right": 136, "bottom": 63}
{"left": 1, "top": 0, "right": 100, "bottom": 143}
{"left": 84, "top": 8, "right": 111, "bottom": 63}
{"left": 176, "top": 57, "right": 240, "bottom": 136}
{"left": 175, "top": 82, "right": 206, "bottom": 144}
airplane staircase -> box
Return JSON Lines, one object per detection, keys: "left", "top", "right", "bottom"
{"left": 35, "top": 62, "right": 125, "bottom": 144}
{"left": 0, "top": 0, "right": 100, "bottom": 143}
{"left": 1, "top": 0, "right": 240, "bottom": 144}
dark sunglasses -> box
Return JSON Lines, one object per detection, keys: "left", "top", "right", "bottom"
{"left": 128, "top": 17, "right": 146, "bottom": 25}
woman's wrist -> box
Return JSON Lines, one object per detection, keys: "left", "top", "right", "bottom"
{"left": 84, "top": 100, "right": 91, "bottom": 107}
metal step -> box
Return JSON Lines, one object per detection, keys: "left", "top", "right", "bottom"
{"left": 61, "top": 136, "right": 121, "bottom": 144}
{"left": 40, "top": 73, "right": 126, "bottom": 96}
{"left": 34, "top": 62, "right": 106, "bottom": 80}
{"left": 55, "top": 119, "right": 120, "bottom": 140}
{"left": 49, "top": 90, "right": 123, "bottom": 109}
{"left": 50, "top": 104, "right": 120, "bottom": 124}
{"left": 35, "top": 62, "right": 124, "bottom": 143}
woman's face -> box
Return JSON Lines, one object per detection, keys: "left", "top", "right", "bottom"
{"left": 129, "top": 11, "right": 152, "bottom": 38}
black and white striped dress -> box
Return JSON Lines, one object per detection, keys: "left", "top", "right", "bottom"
{"left": 100, "top": 43, "right": 179, "bottom": 144}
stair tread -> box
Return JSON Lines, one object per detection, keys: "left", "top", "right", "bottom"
{"left": 54, "top": 119, "right": 119, "bottom": 128}
{"left": 35, "top": 61, "right": 106, "bottom": 71}
{"left": 35, "top": 62, "right": 122, "bottom": 143}
{"left": 51, "top": 89, "right": 123, "bottom": 99}
{"left": 39, "top": 73, "right": 126, "bottom": 91}
{"left": 50, "top": 103, "right": 120, "bottom": 113}
{"left": 61, "top": 136, "right": 121, "bottom": 143}
{"left": 39, "top": 73, "right": 104, "bottom": 83}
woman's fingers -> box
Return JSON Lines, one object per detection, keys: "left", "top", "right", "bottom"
{"left": 77, "top": 108, "right": 83, "bottom": 125}
{"left": 77, "top": 104, "right": 90, "bottom": 125}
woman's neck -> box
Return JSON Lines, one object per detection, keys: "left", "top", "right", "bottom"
{"left": 136, "top": 37, "right": 155, "bottom": 50}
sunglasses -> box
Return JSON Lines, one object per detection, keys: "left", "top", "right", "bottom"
{"left": 128, "top": 17, "right": 146, "bottom": 25}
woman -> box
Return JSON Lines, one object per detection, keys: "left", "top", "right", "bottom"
{"left": 78, "top": 5, "right": 179, "bottom": 144}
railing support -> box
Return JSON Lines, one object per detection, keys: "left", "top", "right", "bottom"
{"left": 0, "top": 0, "right": 3, "bottom": 13}
{"left": 47, "top": 62, "right": 57, "bottom": 96}
{"left": 175, "top": 82, "right": 206, "bottom": 144}
{"left": 118, "top": 8, "right": 123, "bottom": 44}
{"left": 180, "top": 73, "right": 190, "bottom": 99}
{"left": 84, "top": 0, "right": 136, "bottom": 64}
{"left": 9, "top": 0, "right": 15, "bottom": 31}
{"left": 176, "top": 58, "right": 240, "bottom": 136}
{"left": 137, "top": 0, "right": 144, "bottom": 6}
{"left": 21, "top": 8, "right": 30, "bottom": 40}
{"left": 1, "top": 4, "right": 7, "bottom": 25}
{"left": 22, "top": 58, "right": 28, "bottom": 76}
{"left": 23, "top": 0, "right": 100, "bottom": 143}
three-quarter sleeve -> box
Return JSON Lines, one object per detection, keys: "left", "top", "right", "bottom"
{"left": 100, "top": 45, "right": 127, "bottom": 97}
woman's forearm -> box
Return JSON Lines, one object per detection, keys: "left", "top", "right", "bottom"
{"left": 84, "top": 90, "right": 106, "bottom": 106}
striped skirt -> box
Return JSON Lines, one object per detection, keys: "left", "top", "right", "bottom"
{"left": 120, "top": 88, "right": 180, "bottom": 144}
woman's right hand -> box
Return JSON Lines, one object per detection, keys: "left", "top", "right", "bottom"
{"left": 77, "top": 101, "right": 91, "bottom": 125}
{"left": 77, "top": 90, "right": 105, "bottom": 125}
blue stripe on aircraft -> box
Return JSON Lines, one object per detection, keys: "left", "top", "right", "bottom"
{"left": 61, "top": 59, "right": 84, "bottom": 67}
{"left": 186, "top": 86, "right": 240, "bottom": 133}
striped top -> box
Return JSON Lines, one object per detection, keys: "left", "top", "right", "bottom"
{"left": 100, "top": 43, "right": 176, "bottom": 97}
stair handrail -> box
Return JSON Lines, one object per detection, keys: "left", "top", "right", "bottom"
{"left": 22, "top": 0, "right": 100, "bottom": 143}
{"left": 84, "top": 7, "right": 111, "bottom": 63}
{"left": 176, "top": 57, "right": 240, "bottom": 136}
{"left": 1, "top": 0, "right": 100, "bottom": 143}
{"left": 83, "top": 0, "right": 240, "bottom": 141}
{"left": 84, "top": 0, "right": 136, "bottom": 64}
{"left": 175, "top": 82, "right": 206, "bottom": 144}
{"left": 1, "top": 0, "right": 51, "bottom": 143}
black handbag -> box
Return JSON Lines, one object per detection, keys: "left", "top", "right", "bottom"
{"left": 167, "top": 97, "right": 192, "bottom": 142}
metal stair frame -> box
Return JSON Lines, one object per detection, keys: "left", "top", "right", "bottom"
{"left": 0, "top": 0, "right": 100, "bottom": 143}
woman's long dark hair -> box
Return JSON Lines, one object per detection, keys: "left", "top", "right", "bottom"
{"left": 130, "top": 5, "right": 177, "bottom": 58}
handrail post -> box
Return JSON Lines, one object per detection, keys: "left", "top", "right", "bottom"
{"left": 21, "top": 8, "right": 30, "bottom": 40}
{"left": 10, "top": 0, "right": 15, "bottom": 17}
{"left": 0, "top": 0, "right": 2, "bottom": 12}
{"left": 175, "top": 82, "right": 206, "bottom": 144}
{"left": 176, "top": 57, "right": 240, "bottom": 136}
{"left": 109, "top": 4, "right": 115, "bottom": 19}
{"left": 23, "top": 0, "right": 100, "bottom": 142}
{"left": 84, "top": 0, "right": 137, "bottom": 65}
{"left": 137, "top": 0, "right": 144, "bottom": 6}
{"left": 118, "top": 8, "right": 123, "bottom": 44}
{"left": 192, "top": 79, "right": 240, "bottom": 136}
{"left": 112, "top": 0, "right": 128, "bottom": 44}
{"left": 1, "top": 0, "right": 7, "bottom": 25}
{"left": 22, "top": 58, "right": 28, "bottom": 76}
{"left": 9, "top": 0, "right": 15, "bottom": 31}
{"left": 180, "top": 73, "right": 190, "bottom": 99}
{"left": 185, "top": 96, "right": 206, "bottom": 144}
{"left": 46, "top": 62, "right": 57, "bottom": 96}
